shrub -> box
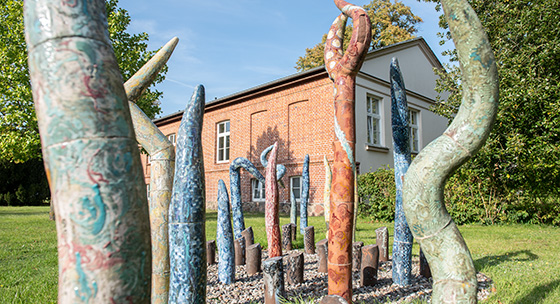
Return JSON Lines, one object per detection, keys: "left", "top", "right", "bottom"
{"left": 357, "top": 166, "right": 396, "bottom": 222}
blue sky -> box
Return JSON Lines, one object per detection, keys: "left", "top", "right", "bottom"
{"left": 119, "top": 0, "right": 453, "bottom": 118}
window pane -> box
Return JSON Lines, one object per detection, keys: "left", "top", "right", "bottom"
{"left": 367, "top": 99, "right": 372, "bottom": 114}
{"left": 218, "top": 149, "right": 223, "bottom": 161}
{"left": 225, "top": 135, "right": 230, "bottom": 149}
{"left": 372, "top": 99, "right": 378, "bottom": 114}
{"left": 225, "top": 121, "right": 230, "bottom": 132}
{"left": 219, "top": 123, "right": 224, "bottom": 134}
{"left": 225, "top": 148, "right": 229, "bottom": 162}
{"left": 367, "top": 117, "right": 372, "bottom": 144}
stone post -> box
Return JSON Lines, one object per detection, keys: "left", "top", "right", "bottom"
{"left": 282, "top": 224, "right": 293, "bottom": 251}
{"left": 317, "top": 239, "right": 329, "bottom": 273}
{"left": 376, "top": 226, "right": 389, "bottom": 262}
{"left": 360, "top": 244, "right": 379, "bottom": 287}
{"left": 263, "top": 256, "right": 286, "bottom": 304}
{"left": 285, "top": 252, "right": 304, "bottom": 285}
{"left": 241, "top": 227, "right": 255, "bottom": 249}
{"left": 234, "top": 236, "right": 246, "bottom": 266}
{"left": 290, "top": 223, "right": 297, "bottom": 242}
{"left": 207, "top": 240, "right": 216, "bottom": 265}
{"left": 321, "top": 295, "right": 349, "bottom": 304}
{"left": 352, "top": 241, "right": 364, "bottom": 272}
{"left": 304, "top": 226, "right": 315, "bottom": 254}
{"left": 246, "top": 243, "right": 262, "bottom": 275}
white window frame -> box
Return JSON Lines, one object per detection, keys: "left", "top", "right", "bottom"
{"left": 251, "top": 179, "right": 265, "bottom": 202}
{"left": 366, "top": 95, "right": 382, "bottom": 147}
{"left": 167, "top": 133, "right": 176, "bottom": 146}
{"left": 216, "top": 120, "right": 230, "bottom": 163}
{"left": 408, "top": 109, "right": 420, "bottom": 153}
{"left": 290, "top": 176, "right": 302, "bottom": 203}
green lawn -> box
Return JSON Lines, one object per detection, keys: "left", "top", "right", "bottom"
{"left": 1, "top": 206, "right": 559, "bottom": 303}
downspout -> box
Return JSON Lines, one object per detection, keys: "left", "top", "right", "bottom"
{"left": 24, "top": 0, "right": 151, "bottom": 302}
{"left": 324, "top": 1, "right": 372, "bottom": 301}
{"left": 402, "top": 0, "right": 499, "bottom": 301}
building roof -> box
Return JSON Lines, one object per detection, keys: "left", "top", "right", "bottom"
{"left": 153, "top": 37, "right": 440, "bottom": 126}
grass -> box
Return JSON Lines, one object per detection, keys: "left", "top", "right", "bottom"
{"left": 1, "top": 206, "right": 560, "bottom": 303}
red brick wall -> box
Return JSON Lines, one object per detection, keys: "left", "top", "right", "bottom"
{"left": 143, "top": 72, "right": 337, "bottom": 216}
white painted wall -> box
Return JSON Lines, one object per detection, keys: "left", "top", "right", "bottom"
{"left": 354, "top": 39, "right": 449, "bottom": 174}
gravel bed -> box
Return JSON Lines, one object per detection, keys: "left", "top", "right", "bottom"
{"left": 207, "top": 249, "right": 493, "bottom": 303}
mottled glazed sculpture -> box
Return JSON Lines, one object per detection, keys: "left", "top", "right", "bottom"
{"left": 230, "top": 157, "right": 265, "bottom": 239}
{"left": 300, "top": 154, "right": 310, "bottom": 234}
{"left": 125, "top": 37, "right": 178, "bottom": 303}
{"left": 290, "top": 188, "right": 298, "bottom": 227}
{"left": 260, "top": 144, "right": 287, "bottom": 187}
{"left": 217, "top": 180, "right": 235, "bottom": 284}
{"left": 323, "top": 156, "right": 332, "bottom": 238}
{"left": 390, "top": 57, "right": 413, "bottom": 286}
{"left": 24, "top": 0, "right": 152, "bottom": 302}
{"left": 168, "top": 86, "right": 207, "bottom": 303}
{"left": 265, "top": 143, "right": 282, "bottom": 258}
{"left": 402, "top": 0, "right": 498, "bottom": 301}
{"left": 263, "top": 256, "right": 286, "bottom": 304}
{"left": 324, "top": 0, "right": 372, "bottom": 301}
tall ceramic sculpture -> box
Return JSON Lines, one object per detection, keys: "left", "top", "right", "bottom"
{"left": 169, "top": 86, "right": 207, "bottom": 303}
{"left": 24, "top": 0, "right": 152, "bottom": 302}
{"left": 217, "top": 180, "right": 235, "bottom": 284}
{"left": 323, "top": 156, "right": 332, "bottom": 238}
{"left": 290, "top": 189, "right": 298, "bottom": 226}
{"left": 125, "top": 37, "right": 178, "bottom": 303}
{"left": 300, "top": 154, "right": 310, "bottom": 234}
{"left": 260, "top": 144, "right": 287, "bottom": 188}
{"left": 324, "top": 0, "right": 371, "bottom": 301}
{"left": 390, "top": 57, "right": 413, "bottom": 286}
{"left": 265, "top": 143, "right": 282, "bottom": 257}
{"left": 402, "top": 0, "right": 498, "bottom": 301}
{"left": 230, "top": 157, "right": 265, "bottom": 239}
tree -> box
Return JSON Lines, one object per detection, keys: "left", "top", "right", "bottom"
{"left": 295, "top": 0, "right": 423, "bottom": 71}
{"left": 0, "top": 0, "right": 165, "bottom": 163}
{"left": 431, "top": 0, "right": 560, "bottom": 203}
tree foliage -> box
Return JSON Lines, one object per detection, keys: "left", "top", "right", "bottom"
{"left": 0, "top": 0, "right": 165, "bottom": 163}
{"left": 295, "top": 0, "right": 423, "bottom": 72}
{"left": 431, "top": 0, "right": 560, "bottom": 202}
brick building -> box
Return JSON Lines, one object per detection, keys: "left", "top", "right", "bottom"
{"left": 141, "top": 37, "right": 448, "bottom": 215}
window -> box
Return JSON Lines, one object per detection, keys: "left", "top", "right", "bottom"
{"left": 251, "top": 179, "right": 265, "bottom": 201}
{"left": 408, "top": 109, "right": 419, "bottom": 153}
{"left": 366, "top": 95, "right": 381, "bottom": 146}
{"left": 290, "top": 176, "right": 302, "bottom": 203}
{"left": 167, "top": 133, "right": 176, "bottom": 146}
{"left": 216, "top": 120, "right": 230, "bottom": 162}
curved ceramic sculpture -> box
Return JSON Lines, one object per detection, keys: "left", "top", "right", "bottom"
{"left": 230, "top": 157, "right": 265, "bottom": 239}
{"left": 389, "top": 57, "right": 413, "bottom": 286}
{"left": 402, "top": 0, "right": 499, "bottom": 301}
{"left": 324, "top": 0, "right": 372, "bottom": 301}
{"left": 24, "top": 0, "right": 152, "bottom": 302}
{"left": 261, "top": 144, "right": 287, "bottom": 187}
{"left": 265, "top": 143, "right": 282, "bottom": 257}
{"left": 217, "top": 180, "right": 235, "bottom": 284}
{"left": 300, "top": 154, "right": 310, "bottom": 234}
{"left": 323, "top": 156, "right": 332, "bottom": 238}
{"left": 169, "top": 86, "right": 207, "bottom": 303}
{"left": 324, "top": 0, "right": 371, "bottom": 300}
{"left": 125, "top": 37, "right": 178, "bottom": 304}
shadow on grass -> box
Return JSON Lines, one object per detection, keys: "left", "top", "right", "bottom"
{"left": 513, "top": 279, "right": 560, "bottom": 304}
{"left": 475, "top": 250, "right": 538, "bottom": 269}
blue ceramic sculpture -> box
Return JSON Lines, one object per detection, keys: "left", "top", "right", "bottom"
{"left": 390, "top": 58, "right": 413, "bottom": 286}
{"left": 168, "top": 86, "right": 207, "bottom": 303}
{"left": 230, "top": 157, "right": 265, "bottom": 239}
{"left": 300, "top": 154, "right": 310, "bottom": 234}
{"left": 217, "top": 180, "right": 235, "bottom": 284}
